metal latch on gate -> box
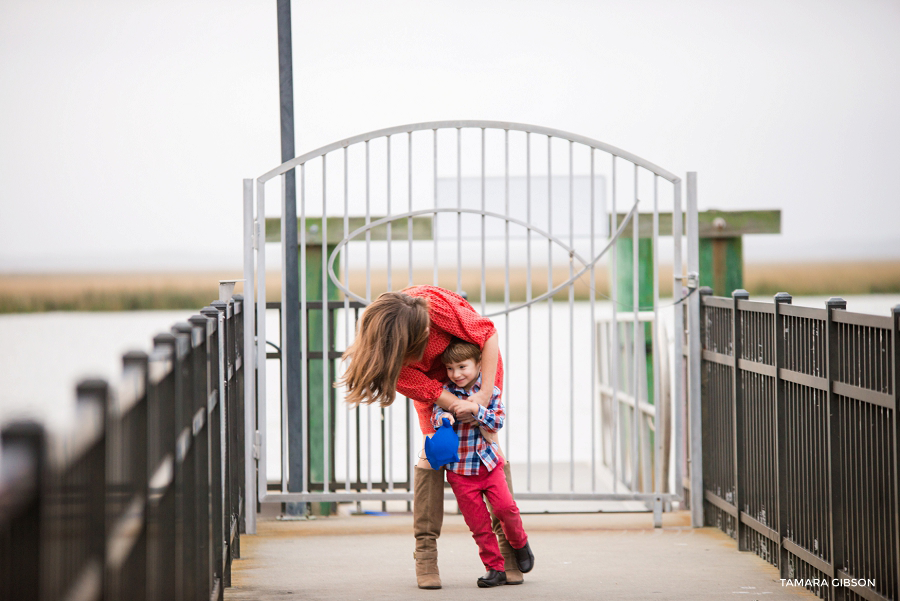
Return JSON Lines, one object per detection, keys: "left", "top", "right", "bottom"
{"left": 686, "top": 271, "right": 699, "bottom": 290}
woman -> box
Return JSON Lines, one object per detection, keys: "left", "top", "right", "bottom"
{"left": 339, "top": 286, "right": 523, "bottom": 589}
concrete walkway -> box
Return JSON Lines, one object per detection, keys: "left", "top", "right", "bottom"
{"left": 226, "top": 511, "right": 816, "bottom": 601}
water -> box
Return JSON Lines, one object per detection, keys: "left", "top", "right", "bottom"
{"left": 0, "top": 310, "right": 195, "bottom": 433}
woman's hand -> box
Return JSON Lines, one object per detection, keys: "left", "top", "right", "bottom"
{"left": 467, "top": 388, "right": 492, "bottom": 408}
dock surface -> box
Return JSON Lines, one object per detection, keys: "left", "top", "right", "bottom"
{"left": 226, "top": 510, "right": 815, "bottom": 601}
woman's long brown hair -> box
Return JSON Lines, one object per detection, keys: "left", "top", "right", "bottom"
{"left": 337, "top": 291, "right": 430, "bottom": 407}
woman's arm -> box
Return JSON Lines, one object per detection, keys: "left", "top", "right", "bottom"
{"left": 473, "top": 332, "right": 499, "bottom": 407}
{"left": 447, "top": 332, "right": 498, "bottom": 416}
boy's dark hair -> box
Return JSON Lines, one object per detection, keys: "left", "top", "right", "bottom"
{"left": 441, "top": 339, "right": 481, "bottom": 365}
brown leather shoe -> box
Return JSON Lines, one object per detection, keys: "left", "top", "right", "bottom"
{"left": 489, "top": 461, "right": 524, "bottom": 584}
{"left": 414, "top": 466, "right": 444, "bottom": 589}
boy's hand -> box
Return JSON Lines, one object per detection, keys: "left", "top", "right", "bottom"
{"left": 449, "top": 398, "right": 479, "bottom": 420}
{"left": 438, "top": 412, "right": 456, "bottom": 425}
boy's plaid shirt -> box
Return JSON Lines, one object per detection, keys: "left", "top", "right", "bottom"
{"left": 431, "top": 374, "right": 504, "bottom": 475}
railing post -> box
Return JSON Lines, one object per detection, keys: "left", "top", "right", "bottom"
{"left": 825, "top": 297, "right": 847, "bottom": 600}
{"left": 188, "top": 315, "right": 213, "bottom": 601}
{"left": 232, "top": 295, "right": 246, "bottom": 543}
{"left": 731, "top": 289, "right": 749, "bottom": 550}
{"left": 892, "top": 305, "right": 900, "bottom": 592}
{"left": 1, "top": 421, "right": 44, "bottom": 601}
{"left": 172, "top": 322, "right": 198, "bottom": 601}
{"left": 152, "top": 333, "right": 182, "bottom": 601}
{"left": 686, "top": 171, "right": 704, "bottom": 527}
{"left": 201, "top": 304, "right": 226, "bottom": 601}
{"left": 694, "top": 286, "right": 713, "bottom": 518}
{"left": 75, "top": 379, "right": 109, "bottom": 601}
{"left": 122, "top": 350, "right": 149, "bottom": 601}
{"left": 773, "top": 292, "right": 792, "bottom": 579}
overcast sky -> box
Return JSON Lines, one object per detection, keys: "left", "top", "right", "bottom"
{"left": 1, "top": 0, "right": 898, "bottom": 273}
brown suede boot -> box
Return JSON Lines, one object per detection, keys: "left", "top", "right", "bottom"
{"left": 413, "top": 466, "right": 444, "bottom": 589}
{"left": 488, "top": 461, "right": 524, "bottom": 585}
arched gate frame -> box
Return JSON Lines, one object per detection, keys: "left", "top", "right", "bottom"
{"left": 241, "top": 121, "right": 703, "bottom": 533}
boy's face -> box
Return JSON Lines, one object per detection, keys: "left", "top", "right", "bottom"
{"left": 445, "top": 358, "right": 481, "bottom": 391}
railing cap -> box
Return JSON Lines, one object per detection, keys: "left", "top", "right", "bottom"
{"left": 153, "top": 332, "right": 176, "bottom": 347}
{"left": 732, "top": 289, "right": 750, "bottom": 300}
{"left": 122, "top": 350, "right": 148, "bottom": 368}
{"left": 826, "top": 297, "right": 847, "bottom": 309}
{"left": 774, "top": 292, "right": 792, "bottom": 303}
{"left": 172, "top": 322, "right": 193, "bottom": 334}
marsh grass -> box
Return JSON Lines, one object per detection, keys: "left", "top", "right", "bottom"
{"left": 0, "top": 272, "right": 244, "bottom": 313}
{"left": 2, "top": 261, "right": 897, "bottom": 313}
{"left": 744, "top": 261, "right": 900, "bottom": 296}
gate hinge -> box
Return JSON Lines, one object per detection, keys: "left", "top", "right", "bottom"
{"left": 253, "top": 431, "right": 261, "bottom": 460}
{"left": 252, "top": 219, "right": 259, "bottom": 250}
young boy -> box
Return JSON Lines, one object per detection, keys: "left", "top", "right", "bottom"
{"left": 432, "top": 339, "right": 534, "bottom": 588}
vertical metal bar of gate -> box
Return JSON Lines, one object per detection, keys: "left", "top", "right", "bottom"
{"left": 242, "top": 179, "right": 257, "bottom": 534}
{"left": 299, "top": 165, "right": 309, "bottom": 496}
{"left": 611, "top": 155, "right": 619, "bottom": 493}
{"left": 686, "top": 171, "right": 703, "bottom": 527}
{"left": 343, "top": 148, "right": 351, "bottom": 494}
{"left": 652, "top": 175, "right": 662, "bottom": 498}
{"left": 632, "top": 164, "right": 640, "bottom": 491}
{"left": 433, "top": 130, "right": 438, "bottom": 287}
{"left": 280, "top": 174, "right": 290, "bottom": 494}
{"left": 386, "top": 138, "right": 394, "bottom": 494}
{"left": 278, "top": 181, "right": 289, "bottom": 495}
{"left": 569, "top": 141, "right": 575, "bottom": 491}
{"left": 590, "top": 149, "right": 597, "bottom": 492}
{"left": 408, "top": 133, "right": 413, "bottom": 288}
{"left": 547, "top": 135, "right": 554, "bottom": 490}
{"left": 408, "top": 133, "right": 415, "bottom": 497}
{"left": 504, "top": 130, "right": 511, "bottom": 455}
{"left": 526, "top": 133, "right": 533, "bottom": 491}
{"left": 672, "top": 178, "right": 684, "bottom": 502}
{"left": 322, "top": 157, "right": 331, "bottom": 494}
{"left": 481, "top": 128, "right": 487, "bottom": 316}
{"left": 365, "top": 142, "right": 372, "bottom": 493}
{"left": 457, "top": 128, "right": 462, "bottom": 295}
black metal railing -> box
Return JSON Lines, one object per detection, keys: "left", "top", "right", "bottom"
{"left": 0, "top": 294, "right": 246, "bottom": 601}
{"left": 690, "top": 289, "right": 899, "bottom": 601}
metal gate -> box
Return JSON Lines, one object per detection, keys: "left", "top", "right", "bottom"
{"left": 241, "top": 121, "right": 700, "bottom": 530}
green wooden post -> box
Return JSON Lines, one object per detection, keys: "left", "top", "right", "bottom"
{"left": 699, "top": 237, "right": 743, "bottom": 298}
{"left": 614, "top": 235, "right": 654, "bottom": 400}
{"left": 304, "top": 241, "right": 339, "bottom": 516}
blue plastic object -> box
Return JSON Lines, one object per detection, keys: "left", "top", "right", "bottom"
{"left": 424, "top": 416, "right": 459, "bottom": 470}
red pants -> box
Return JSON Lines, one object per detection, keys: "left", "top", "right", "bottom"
{"left": 446, "top": 459, "right": 527, "bottom": 572}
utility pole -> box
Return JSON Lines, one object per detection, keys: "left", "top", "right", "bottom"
{"left": 277, "top": 0, "right": 304, "bottom": 516}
